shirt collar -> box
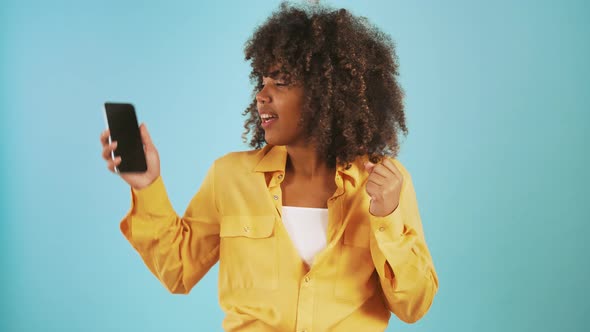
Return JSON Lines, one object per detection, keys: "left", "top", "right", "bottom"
{"left": 336, "top": 159, "right": 362, "bottom": 187}
{"left": 253, "top": 144, "right": 363, "bottom": 187}
{"left": 253, "top": 145, "right": 288, "bottom": 173}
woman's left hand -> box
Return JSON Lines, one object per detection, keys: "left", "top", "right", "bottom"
{"left": 364, "top": 159, "right": 403, "bottom": 217}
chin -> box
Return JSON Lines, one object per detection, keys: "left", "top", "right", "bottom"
{"left": 264, "top": 136, "right": 280, "bottom": 146}
{"left": 264, "top": 133, "right": 287, "bottom": 146}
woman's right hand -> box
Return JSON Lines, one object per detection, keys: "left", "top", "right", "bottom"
{"left": 100, "top": 123, "right": 161, "bottom": 190}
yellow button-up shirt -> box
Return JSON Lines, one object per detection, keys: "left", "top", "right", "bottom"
{"left": 120, "top": 145, "right": 438, "bottom": 331}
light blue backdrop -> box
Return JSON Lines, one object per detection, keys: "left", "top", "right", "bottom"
{"left": 1, "top": 0, "right": 588, "bottom": 331}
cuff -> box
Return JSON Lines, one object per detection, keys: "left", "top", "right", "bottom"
{"left": 130, "top": 176, "right": 175, "bottom": 217}
{"left": 369, "top": 205, "right": 417, "bottom": 279}
{"left": 369, "top": 205, "right": 404, "bottom": 243}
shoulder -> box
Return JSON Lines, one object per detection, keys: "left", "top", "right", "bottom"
{"left": 385, "top": 157, "right": 412, "bottom": 179}
{"left": 212, "top": 145, "right": 273, "bottom": 173}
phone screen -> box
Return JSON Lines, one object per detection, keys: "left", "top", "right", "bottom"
{"left": 104, "top": 102, "right": 147, "bottom": 173}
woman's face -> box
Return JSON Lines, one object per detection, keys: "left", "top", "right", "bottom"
{"left": 256, "top": 69, "right": 306, "bottom": 147}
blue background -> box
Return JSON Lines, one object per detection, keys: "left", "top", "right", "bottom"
{"left": 1, "top": 0, "right": 588, "bottom": 331}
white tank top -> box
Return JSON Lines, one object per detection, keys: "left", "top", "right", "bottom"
{"left": 281, "top": 206, "right": 329, "bottom": 266}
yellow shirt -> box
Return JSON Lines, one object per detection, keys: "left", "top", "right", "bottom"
{"left": 120, "top": 145, "right": 438, "bottom": 331}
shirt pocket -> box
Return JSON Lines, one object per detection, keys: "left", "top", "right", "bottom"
{"left": 335, "top": 222, "right": 377, "bottom": 302}
{"left": 219, "top": 215, "right": 278, "bottom": 291}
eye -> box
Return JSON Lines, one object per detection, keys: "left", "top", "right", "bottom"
{"left": 259, "top": 76, "right": 291, "bottom": 90}
{"left": 276, "top": 80, "right": 293, "bottom": 87}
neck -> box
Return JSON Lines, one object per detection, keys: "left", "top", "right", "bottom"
{"left": 285, "top": 144, "right": 334, "bottom": 179}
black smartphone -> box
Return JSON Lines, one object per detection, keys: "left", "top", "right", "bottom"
{"left": 103, "top": 102, "right": 147, "bottom": 173}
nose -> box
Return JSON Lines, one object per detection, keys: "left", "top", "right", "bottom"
{"left": 256, "top": 85, "right": 271, "bottom": 104}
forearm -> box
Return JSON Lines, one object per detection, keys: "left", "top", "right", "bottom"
{"left": 369, "top": 207, "right": 438, "bottom": 323}
{"left": 120, "top": 175, "right": 220, "bottom": 294}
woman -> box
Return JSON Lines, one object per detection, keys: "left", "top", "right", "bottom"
{"left": 100, "top": 3, "right": 438, "bottom": 331}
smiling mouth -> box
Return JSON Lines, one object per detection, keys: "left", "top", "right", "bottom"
{"left": 260, "top": 114, "right": 278, "bottom": 124}
{"left": 260, "top": 114, "right": 278, "bottom": 128}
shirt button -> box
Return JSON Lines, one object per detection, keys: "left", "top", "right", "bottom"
{"left": 304, "top": 276, "right": 310, "bottom": 283}
{"left": 278, "top": 174, "right": 283, "bottom": 180}
{"left": 273, "top": 195, "right": 279, "bottom": 200}
{"left": 379, "top": 226, "right": 386, "bottom": 232}
{"left": 243, "top": 226, "right": 250, "bottom": 232}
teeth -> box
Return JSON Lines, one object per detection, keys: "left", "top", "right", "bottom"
{"left": 260, "top": 114, "right": 277, "bottom": 120}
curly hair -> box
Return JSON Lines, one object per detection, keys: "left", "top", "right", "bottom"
{"left": 242, "top": 2, "right": 408, "bottom": 167}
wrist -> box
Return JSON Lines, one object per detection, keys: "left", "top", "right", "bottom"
{"left": 370, "top": 202, "right": 399, "bottom": 217}
{"left": 132, "top": 176, "right": 159, "bottom": 191}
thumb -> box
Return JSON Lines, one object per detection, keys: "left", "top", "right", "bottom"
{"left": 364, "top": 161, "right": 375, "bottom": 173}
{"left": 139, "top": 123, "right": 153, "bottom": 148}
